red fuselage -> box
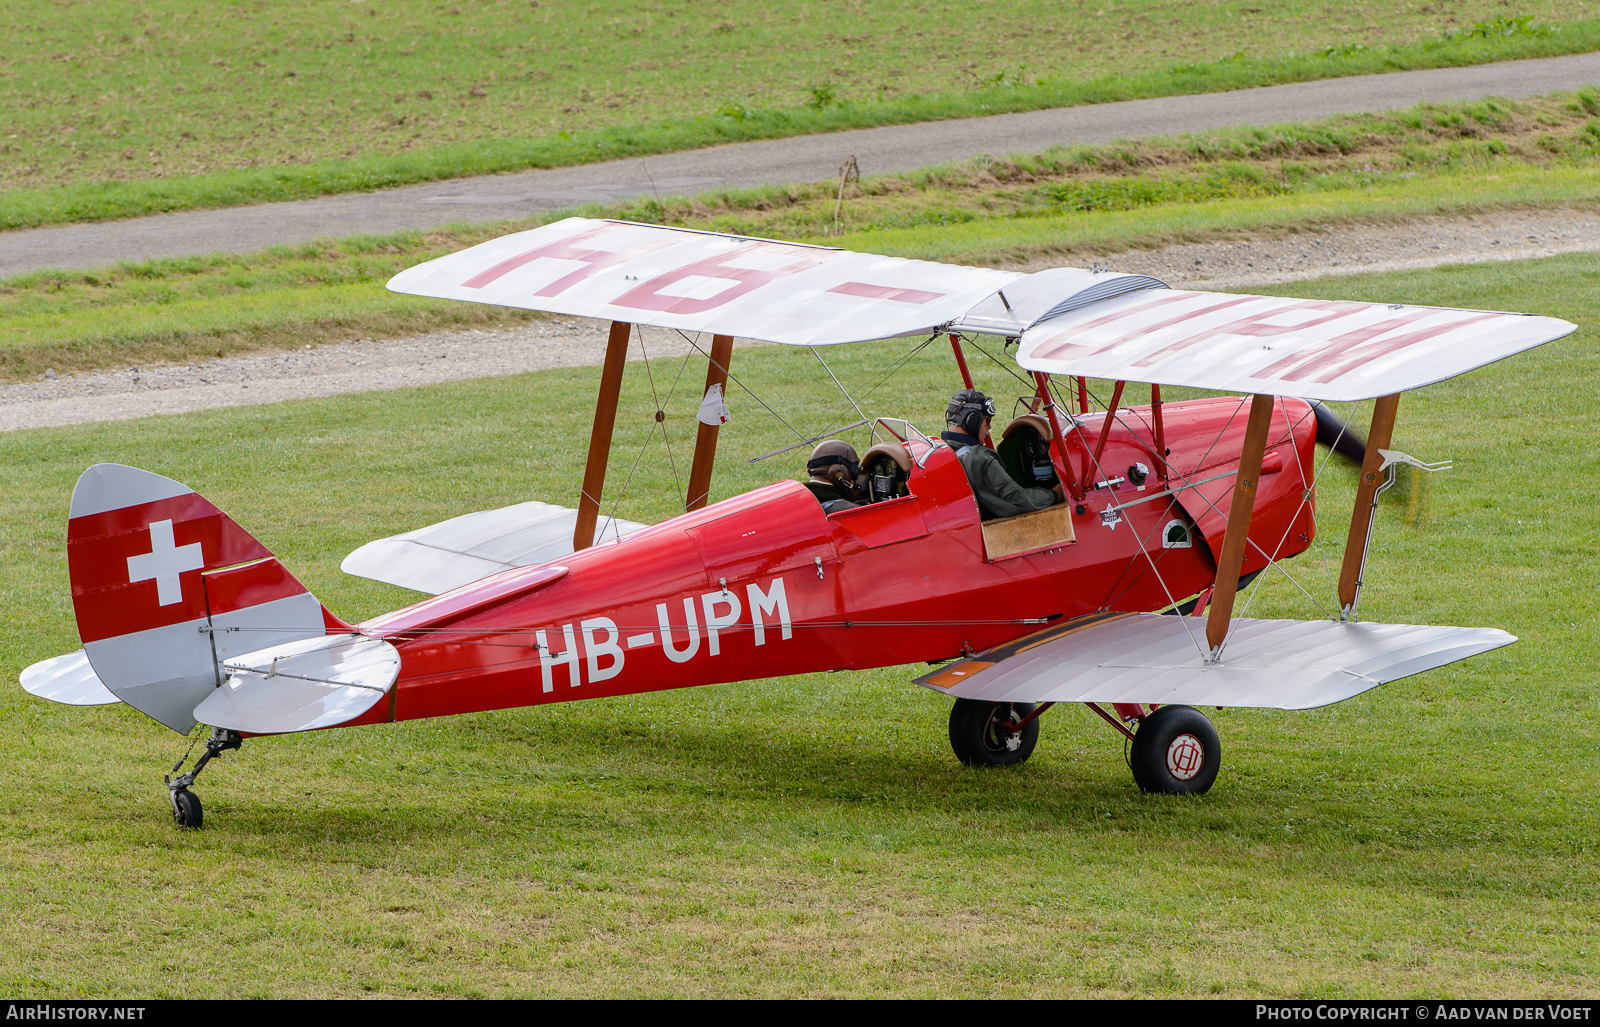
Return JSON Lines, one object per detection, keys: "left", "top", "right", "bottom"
{"left": 344, "top": 396, "right": 1319, "bottom": 726}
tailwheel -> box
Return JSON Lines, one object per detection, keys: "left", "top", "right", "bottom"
{"left": 948, "top": 698, "right": 1039, "bottom": 767}
{"left": 1129, "top": 705, "right": 1220, "bottom": 794}
{"left": 163, "top": 727, "right": 240, "bottom": 828}
{"left": 171, "top": 788, "right": 202, "bottom": 829}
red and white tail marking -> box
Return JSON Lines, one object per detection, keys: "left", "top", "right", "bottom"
{"left": 126, "top": 519, "right": 204, "bottom": 606}
{"left": 63, "top": 464, "right": 341, "bottom": 734}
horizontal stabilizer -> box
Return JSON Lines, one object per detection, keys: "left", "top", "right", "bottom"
{"left": 193, "top": 634, "right": 401, "bottom": 735}
{"left": 20, "top": 650, "right": 121, "bottom": 706}
{"left": 917, "top": 613, "right": 1515, "bottom": 709}
{"left": 342, "top": 500, "right": 648, "bottom": 595}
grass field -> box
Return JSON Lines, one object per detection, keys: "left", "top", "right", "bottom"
{"left": 6, "top": 91, "right": 1599, "bottom": 382}
{"left": 2, "top": 2, "right": 1598, "bottom": 227}
{"left": 0, "top": 251, "right": 1595, "bottom": 997}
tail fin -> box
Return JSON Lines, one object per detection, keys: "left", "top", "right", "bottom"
{"left": 68, "top": 464, "right": 349, "bottom": 733}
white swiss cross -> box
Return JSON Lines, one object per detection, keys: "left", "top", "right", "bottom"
{"left": 126, "top": 519, "right": 205, "bottom": 606}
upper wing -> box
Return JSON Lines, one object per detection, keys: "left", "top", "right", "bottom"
{"left": 387, "top": 217, "right": 1022, "bottom": 346}
{"left": 391, "top": 219, "right": 1575, "bottom": 395}
{"left": 1013, "top": 289, "right": 1576, "bottom": 402}
{"left": 917, "top": 612, "right": 1514, "bottom": 710}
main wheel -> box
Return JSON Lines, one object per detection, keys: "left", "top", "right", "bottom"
{"left": 1129, "top": 705, "right": 1220, "bottom": 794}
{"left": 948, "top": 699, "right": 1039, "bottom": 767}
{"left": 171, "top": 788, "right": 203, "bottom": 829}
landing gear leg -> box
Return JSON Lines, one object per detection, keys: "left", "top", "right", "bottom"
{"left": 164, "top": 727, "right": 242, "bottom": 829}
{"left": 948, "top": 698, "right": 1044, "bottom": 767}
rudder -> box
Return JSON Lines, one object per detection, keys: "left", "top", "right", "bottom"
{"left": 67, "top": 464, "right": 347, "bottom": 733}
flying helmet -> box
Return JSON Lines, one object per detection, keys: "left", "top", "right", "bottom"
{"left": 807, "top": 439, "right": 861, "bottom": 482}
{"left": 946, "top": 389, "right": 996, "bottom": 436}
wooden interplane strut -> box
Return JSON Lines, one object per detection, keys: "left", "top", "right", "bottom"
{"left": 1338, "top": 393, "right": 1401, "bottom": 616}
{"left": 1204, "top": 393, "right": 1276, "bottom": 654}
{"left": 685, "top": 333, "right": 736, "bottom": 512}
{"left": 573, "top": 320, "right": 633, "bottom": 551}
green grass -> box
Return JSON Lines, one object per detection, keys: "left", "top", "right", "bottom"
{"left": 3, "top": 2, "right": 1599, "bottom": 228}
{"left": 6, "top": 90, "right": 1600, "bottom": 381}
{"left": 840, "top": 160, "right": 1600, "bottom": 265}
{"left": 0, "top": 252, "right": 1596, "bottom": 996}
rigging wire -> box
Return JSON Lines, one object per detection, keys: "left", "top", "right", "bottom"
{"left": 1240, "top": 408, "right": 1345, "bottom": 622}
{"left": 1097, "top": 499, "right": 1210, "bottom": 659}
{"left": 673, "top": 329, "right": 811, "bottom": 443}
{"left": 641, "top": 323, "right": 689, "bottom": 496}
{"left": 1309, "top": 399, "right": 1363, "bottom": 607}
{"left": 593, "top": 325, "right": 693, "bottom": 535}
{"left": 1063, "top": 382, "right": 1339, "bottom": 645}
{"left": 1176, "top": 466, "right": 1334, "bottom": 625}
{"left": 1281, "top": 399, "right": 1347, "bottom": 612}
{"left": 809, "top": 345, "right": 869, "bottom": 426}
{"left": 858, "top": 334, "right": 938, "bottom": 401}
{"left": 956, "top": 334, "right": 1036, "bottom": 390}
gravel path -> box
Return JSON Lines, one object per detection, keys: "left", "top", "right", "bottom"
{"left": 3, "top": 206, "right": 1595, "bottom": 433}
{"left": 1048, "top": 206, "right": 1600, "bottom": 287}
{"left": 3, "top": 53, "right": 1597, "bottom": 279}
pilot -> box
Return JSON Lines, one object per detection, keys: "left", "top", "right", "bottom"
{"left": 802, "top": 440, "right": 863, "bottom": 513}
{"left": 941, "top": 389, "right": 1058, "bottom": 520}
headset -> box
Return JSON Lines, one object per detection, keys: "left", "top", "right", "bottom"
{"left": 945, "top": 389, "right": 996, "bottom": 438}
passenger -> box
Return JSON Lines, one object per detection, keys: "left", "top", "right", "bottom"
{"left": 940, "top": 389, "right": 1058, "bottom": 521}
{"left": 802, "top": 440, "right": 863, "bottom": 513}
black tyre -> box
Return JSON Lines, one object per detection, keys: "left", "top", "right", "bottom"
{"left": 172, "top": 788, "right": 203, "bottom": 829}
{"left": 1129, "top": 705, "right": 1220, "bottom": 794}
{"left": 948, "top": 698, "right": 1039, "bottom": 767}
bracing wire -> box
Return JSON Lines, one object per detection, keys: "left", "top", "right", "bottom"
{"left": 593, "top": 325, "right": 692, "bottom": 534}
{"left": 1098, "top": 499, "right": 1210, "bottom": 659}
{"left": 1063, "top": 383, "right": 1342, "bottom": 650}
{"left": 859, "top": 334, "right": 938, "bottom": 401}
{"left": 638, "top": 323, "right": 687, "bottom": 496}
{"left": 1177, "top": 458, "right": 1335, "bottom": 627}
{"left": 1309, "top": 399, "right": 1364, "bottom": 607}
{"left": 957, "top": 334, "right": 1036, "bottom": 390}
{"left": 656, "top": 329, "right": 699, "bottom": 494}
{"left": 809, "top": 345, "right": 869, "bottom": 426}
{"left": 673, "top": 329, "right": 810, "bottom": 443}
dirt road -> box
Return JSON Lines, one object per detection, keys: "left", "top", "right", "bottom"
{"left": 5, "top": 206, "right": 1594, "bottom": 433}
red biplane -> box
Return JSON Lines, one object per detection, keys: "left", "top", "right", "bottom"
{"left": 21, "top": 218, "right": 1575, "bottom": 827}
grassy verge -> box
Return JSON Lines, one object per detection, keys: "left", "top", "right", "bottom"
{"left": 838, "top": 162, "right": 1600, "bottom": 265}
{"left": 2, "top": 6, "right": 1598, "bottom": 229}
{"left": 4, "top": 92, "right": 1599, "bottom": 381}
{"left": 0, "top": 253, "right": 1594, "bottom": 996}
{"left": 615, "top": 89, "right": 1600, "bottom": 243}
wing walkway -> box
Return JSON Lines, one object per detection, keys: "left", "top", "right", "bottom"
{"left": 2, "top": 53, "right": 1598, "bottom": 278}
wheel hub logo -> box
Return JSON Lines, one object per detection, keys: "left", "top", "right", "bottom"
{"left": 1167, "top": 734, "right": 1204, "bottom": 780}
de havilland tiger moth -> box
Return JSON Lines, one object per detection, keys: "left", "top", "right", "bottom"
{"left": 19, "top": 217, "right": 1576, "bottom": 827}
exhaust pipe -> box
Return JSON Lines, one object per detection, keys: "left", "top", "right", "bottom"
{"left": 1311, "top": 401, "right": 1366, "bottom": 465}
